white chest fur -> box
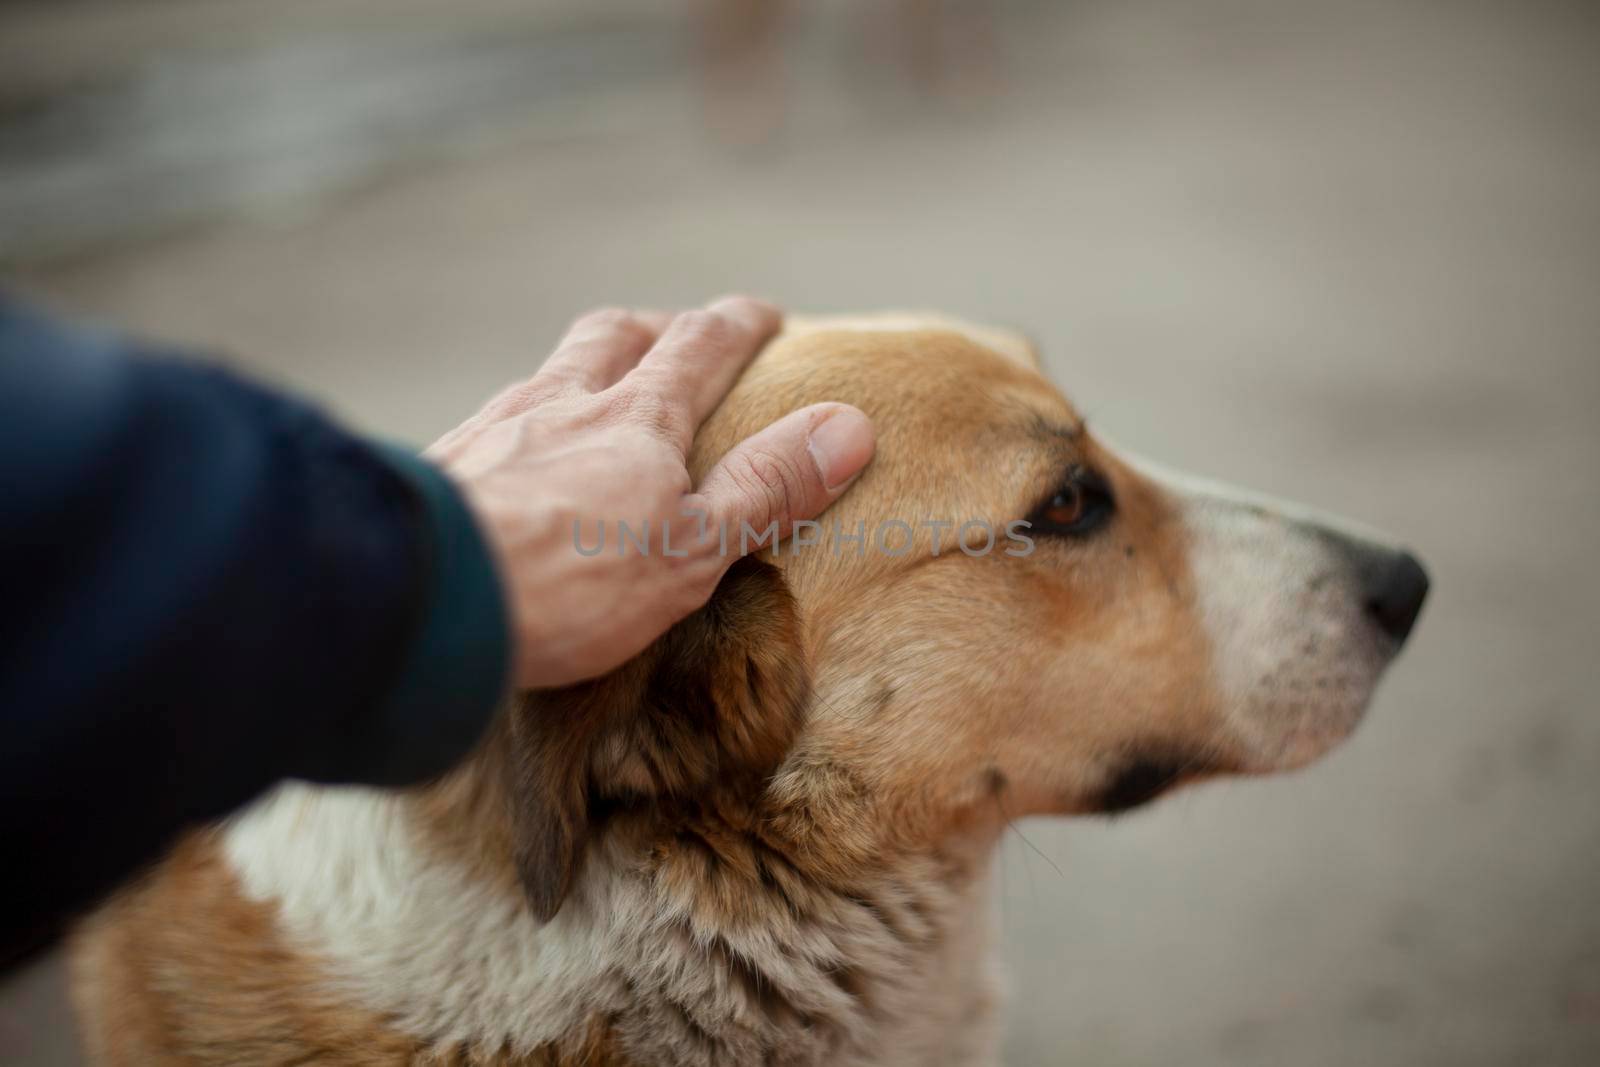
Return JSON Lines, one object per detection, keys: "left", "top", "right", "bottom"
{"left": 224, "top": 783, "right": 1002, "bottom": 1065}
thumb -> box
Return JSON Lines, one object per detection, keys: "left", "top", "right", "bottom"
{"left": 698, "top": 403, "right": 875, "bottom": 550}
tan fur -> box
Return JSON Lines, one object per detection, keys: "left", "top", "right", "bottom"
{"left": 70, "top": 314, "right": 1404, "bottom": 1065}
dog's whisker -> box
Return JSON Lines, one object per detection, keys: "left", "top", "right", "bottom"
{"left": 992, "top": 786, "right": 1065, "bottom": 883}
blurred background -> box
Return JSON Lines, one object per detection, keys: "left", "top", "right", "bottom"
{"left": 2, "top": 0, "right": 1597, "bottom": 1063}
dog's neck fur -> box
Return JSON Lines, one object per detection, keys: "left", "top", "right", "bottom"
{"left": 223, "top": 764, "right": 1004, "bottom": 1066}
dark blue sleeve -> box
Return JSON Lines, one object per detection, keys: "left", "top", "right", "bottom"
{"left": 0, "top": 297, "right": 510, "bottom": 963}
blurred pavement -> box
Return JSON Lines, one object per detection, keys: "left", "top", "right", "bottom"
{"left": 2, "top": 1, "right": 1598, "bottom": 1064}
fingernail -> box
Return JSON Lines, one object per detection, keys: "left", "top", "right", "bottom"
{"left": 807, "top": 407, "right": 875, "bottom": 492}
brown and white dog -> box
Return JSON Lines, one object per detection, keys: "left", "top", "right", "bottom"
{"left": 70, "top": 314, "right": 1427, "bottom": 1066}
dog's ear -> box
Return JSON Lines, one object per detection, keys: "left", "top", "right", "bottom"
{"left": 499, "top": 680, "right": 628, "bottom": 922}
{"left": 500, "top": 557, "right": 810, "bottom": 922}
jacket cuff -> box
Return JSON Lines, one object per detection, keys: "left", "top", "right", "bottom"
{"left": 364, "top": 443, "right": 511, "bottom": 784}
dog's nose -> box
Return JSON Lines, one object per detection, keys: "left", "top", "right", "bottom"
{"left": 1360, "top": 548, "right": 1430, "bottom": 645}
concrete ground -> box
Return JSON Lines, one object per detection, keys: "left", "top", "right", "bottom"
{"left": 2, "top": 1, "right": 1598, "bottom": 1063}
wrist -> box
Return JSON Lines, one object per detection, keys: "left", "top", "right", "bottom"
{"left": 357, "top": 444, "right": 513, "bottom": 782}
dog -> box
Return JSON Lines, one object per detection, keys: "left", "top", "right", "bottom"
{"left": 70, "top": 313, "right": 1427, "bottom": 1065}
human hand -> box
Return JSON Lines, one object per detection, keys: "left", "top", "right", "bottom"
{"left": 428, "top": 296, "right": 875, "bottom": 690}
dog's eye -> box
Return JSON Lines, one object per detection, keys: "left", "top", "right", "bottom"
{"left": 1028, "top": 471, "right": 1114, "bottom": 537}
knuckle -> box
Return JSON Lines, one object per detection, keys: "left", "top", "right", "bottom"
{"left": 606, "top": 383, "right": 685, "bottom": 440}
{"left": 571, "top": 307, "right": 649, "bottom": 343}
{"left": 671, "top": 309, "right": 735, "bottom": 348}
{"left": 487, "top": 380, "right": 551, "bottom": 417}
{"left": 573, "top": 306, "right": 631, "bottom": 331}
{"left": 556, "top": 338, "right": 618, "bottom": 364}
{"left": 712, "top": 294, "right": 773, "bottom": 324}
{"left": 732, "top": 449, "right": 803, "bottom": 523}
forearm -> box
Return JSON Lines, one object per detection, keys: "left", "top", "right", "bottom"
{"left": 0, "top": 298, "right": 509, "bottom": 961}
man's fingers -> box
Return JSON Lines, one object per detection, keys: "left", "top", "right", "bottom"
{"left": 697, "top": 403, "right": 875, "bottom": 553}
{"left": 625, "top": 296, "right": 782, "bottom": 446}
{"left": 539, "top": 307, "right": 674, "bottom": 393}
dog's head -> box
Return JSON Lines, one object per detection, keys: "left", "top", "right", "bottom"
{"left": 502, "top": 314, "right": 1427, "bottom": 917}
